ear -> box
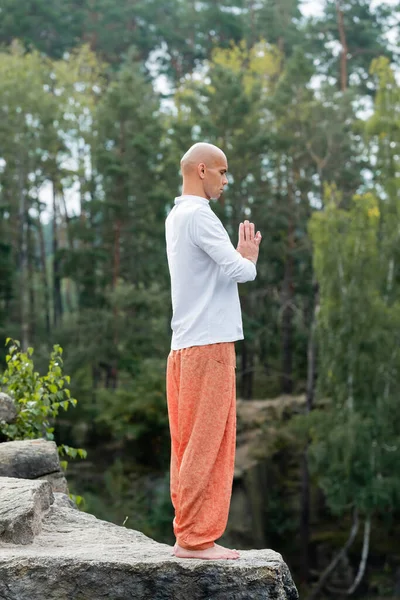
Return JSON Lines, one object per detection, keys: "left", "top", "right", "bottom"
{"left": 198, "top": 162, "right": 206, "bottom": 179}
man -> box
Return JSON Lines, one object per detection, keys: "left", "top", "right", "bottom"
{"left": 165, "top": 142, "right": 262, "bottom": 560}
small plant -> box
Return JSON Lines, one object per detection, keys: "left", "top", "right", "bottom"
{"left": 0, "top": 338, "right": 87, "bottom": 469}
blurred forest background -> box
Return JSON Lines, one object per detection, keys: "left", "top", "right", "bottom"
{"left": 1, "top": 0, "right": 400, "bottom": 597}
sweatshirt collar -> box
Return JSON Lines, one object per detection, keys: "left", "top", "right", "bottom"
{"left": 174, "top": 194, "right": 210, "bottom": 206}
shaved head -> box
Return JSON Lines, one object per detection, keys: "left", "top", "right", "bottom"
{"left": 181, "top": 143, "right": 227, "bottom": 175}
{"left": 180, "top": 142, "right": 228, "bottom": 201}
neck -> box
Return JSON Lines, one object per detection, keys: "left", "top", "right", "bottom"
{"left": 181, "top": 183, "right": 208, "bottom": 199}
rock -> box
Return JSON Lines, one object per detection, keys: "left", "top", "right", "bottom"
{"left": 234, "top": 396, "right": 307, "bottom": 478}
{"left": 36, "top": 471, "right": 69, "bottom": 494}
{"left": 0, "top": 478, "right": 53, "bottom": 544}
{"left": 0, "top": 439, "right": 59, "bottom": 479}
{"left": 222, "top": 397, "right": 306, "bottom": 550}
{"left": 0, "top": 439, "right": 68, "bottom": 494}
{"left": 0, "top": 477, "right": 299, "bottom": 600}
{"left": 0, "top": 392, "right": 17, "bottom": 424}
{"left": 53, "top": 492, "right": 78, "bottom": 510}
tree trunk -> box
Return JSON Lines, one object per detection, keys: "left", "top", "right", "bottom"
{"left": 281, "top": 191, "right": 294, "bottom": 394}
{"left": 300, "top": 451, "right": 310, "bottom": 581}
{"left": 52, "top": 180, "right": 63, "bottom": 326}
{"left": 248, "top": 0, "right": 255, "bottom": 45}
{"left": 109, "top": 216, "right": 121, "bottom": 389}
{"left": 37, "top": 205, "right": 51, "bottom": 338}
{"left": 27, "top": 218, "right": 35, "bottom": 342}
{"left": 239, "top": 291, "right": 254, "bottom": 400}
{"left": 346, "top": 516, "right": 371, "bottom": 594}
{"left": 112, "top": 218, "right": 121, "bottom": 290}
{"left": 307, "top": 508, "right": 359, "bottom": 600}
{"left": 300, "top": 282, "right": 319, "bottom": 582}
{"left": 327, "top": 517, "right": 371, "bottom": 596}
{"left": 78, "top": 142, "right": 87, "bottom": 226}
{"left": 306, "top": 282, "right": 319, "bottom": 411}
{"left": 18, "top": 160, "right": 29, "bottom": 351}
{"left": 60, "top": 190, "right": 73, "bottom": 313}
{"left": 240, "top": 338, "right": 254, "bottom": 399}
{"left": 335, "top": 1, "right": 348, "bottom": 91}
{"left": 259, "top": 312, "right": 271, "bottom": 378}
{"left": 60, "top": 189, "right": 73, "bottom": 250}
{"left": 85, "top": 2, "right": 99, "bottom": 52}
{"left": 108, "top": 115, "right": 128, "bottom": 390}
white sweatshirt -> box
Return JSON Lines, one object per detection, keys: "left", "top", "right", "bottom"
{"left": 165, "top": 195, "right": 257, "bottom": 350}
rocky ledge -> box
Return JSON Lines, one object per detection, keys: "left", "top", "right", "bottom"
{"left": 0, "top": 439, "right": 68, "bottom": 494}
{"left": 0, "top": 476, "right": 299, "bottom": 600}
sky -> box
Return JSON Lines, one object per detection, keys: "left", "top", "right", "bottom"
{"left": 301, "top": 0, "right": 325, "bottom": 17}
{"left": 301, "top": 0, "right": 398, "bottom": 17}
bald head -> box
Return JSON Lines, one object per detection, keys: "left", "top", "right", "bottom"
{"left": 180, "top": 142, "right": 228, "bottom": 201}
{"left": 181, "top": 143, "right": 227, "bottom": 175}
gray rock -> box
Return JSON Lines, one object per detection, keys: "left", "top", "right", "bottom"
{"left": 0, "top": 392, "right": 17, "bottom": 424}
{"left": 0, "top": 477, "right": 298, "bottom": 600}
{"left": 0, "top": 478, "right": 53, "bottom": 544}
{"left": 53, "top": 492, "right": 78, "bottom": 510}
{"left": 0, "top": 439, "right": 68, "bottom": 494}
{"left": 36, "top": 470, "right": 69, "bottom": 494}
{"left": 0, "top": 439, "right": 60, "bottom": 479}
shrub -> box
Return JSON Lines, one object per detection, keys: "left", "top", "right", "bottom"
{"left": 0, "top": 338, "right": 87, "bottom": 469}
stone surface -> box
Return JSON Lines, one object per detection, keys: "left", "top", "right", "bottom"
{"left": 0, "top": 478, "right": 53, "bottom": 544}
{"left": 53, "top": 492, "right": 78, "bottom": 510}
{"left": 0, "top": 477, "right": 299, "bottom": 600}
{"left": 0, "top": 439, "right": 68, "bottom": 493}
{"left": 0, "top": 393, "right": 17, "bottom": 424}
{"left": 219, "top": 397, "right": 307, "bottom": 550}
{"left": 36, "top": 471, "right": 69, "bottom": 494}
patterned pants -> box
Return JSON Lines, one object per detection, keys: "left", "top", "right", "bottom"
{"left": 166, "top": 342, "right": 236, "bottom": 550}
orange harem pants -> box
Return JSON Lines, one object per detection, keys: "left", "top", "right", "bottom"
{"left": 166, "top": 342, "right": 236, "bottom": 550}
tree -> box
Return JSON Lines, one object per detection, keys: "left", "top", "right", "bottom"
{"left": 306, "top": 182, "right": 400, "bottom": 597}
{"left": 306, "top": 0, "right": 394, "bottom": 92}
{"left": 61, "top": 54, "right": 170, "bottom": 393}
{"left": 0, "top": 338, "right": 86, "bottom": 466}
{"left": 244, "top": 0, "right": 303, "bottom": 57}
{"left": 0, "top": 0, "right": 85, "bottom": 57}
{"left": 0, "top": 43, "right": 61, "bottom": 349}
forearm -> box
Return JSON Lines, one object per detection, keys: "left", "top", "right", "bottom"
{"left": 230, "top": 253, "right": 257, "bottom": 282}
{"left": 192, "top": 207, "right": 257, "bottom": 282}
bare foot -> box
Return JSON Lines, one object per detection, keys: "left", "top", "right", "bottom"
{"left": 173, "top": 543, "right": 240, "bottom": 560}
{"left": 172, "top": 543, "right": 240, "bottom": 558}
{"left": 172, "top": 543, "right": 239, "bottom": 557}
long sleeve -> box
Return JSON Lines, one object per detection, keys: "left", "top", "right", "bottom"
{"left": 191, "top": 206, "right": 257, "bottom": 283}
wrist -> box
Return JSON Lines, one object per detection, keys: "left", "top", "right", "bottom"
{"left": 237, "top": 248, "right": 257, "bottom": 265}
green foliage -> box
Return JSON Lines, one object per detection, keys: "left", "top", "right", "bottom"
{"left": 306, "top": 0, "right": 393, "bottom": 92}
{"left": 0, "top": 0, "right": 86, "bottom": 58}
{"left": 0, "top": 338, "right": 87, "bottom": 464}
{"left": 69, "top": 493, "right": 85, "bottom": 508}
{"left": 244, "top": 0, "right": 303, "bottom": 55}
{"left": 307, "top": 186, "right": 400, "bottom": 518}
{"left": 95, "top": 358, "right": 169, "bottom": 469}
{"left": 0, "top": 1, "right": 399, "bottom": 593}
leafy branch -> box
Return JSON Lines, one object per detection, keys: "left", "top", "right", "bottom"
{"left": 0, "top": 338, "right": 87, "bottom": 469}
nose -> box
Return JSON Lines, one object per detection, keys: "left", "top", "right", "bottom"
{"left": 223, "top": 176, "right": 228, "bottom": 186}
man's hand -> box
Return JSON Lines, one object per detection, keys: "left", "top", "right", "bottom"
{"left": 236, "top": 220, "right": 262, "bottom": 265}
